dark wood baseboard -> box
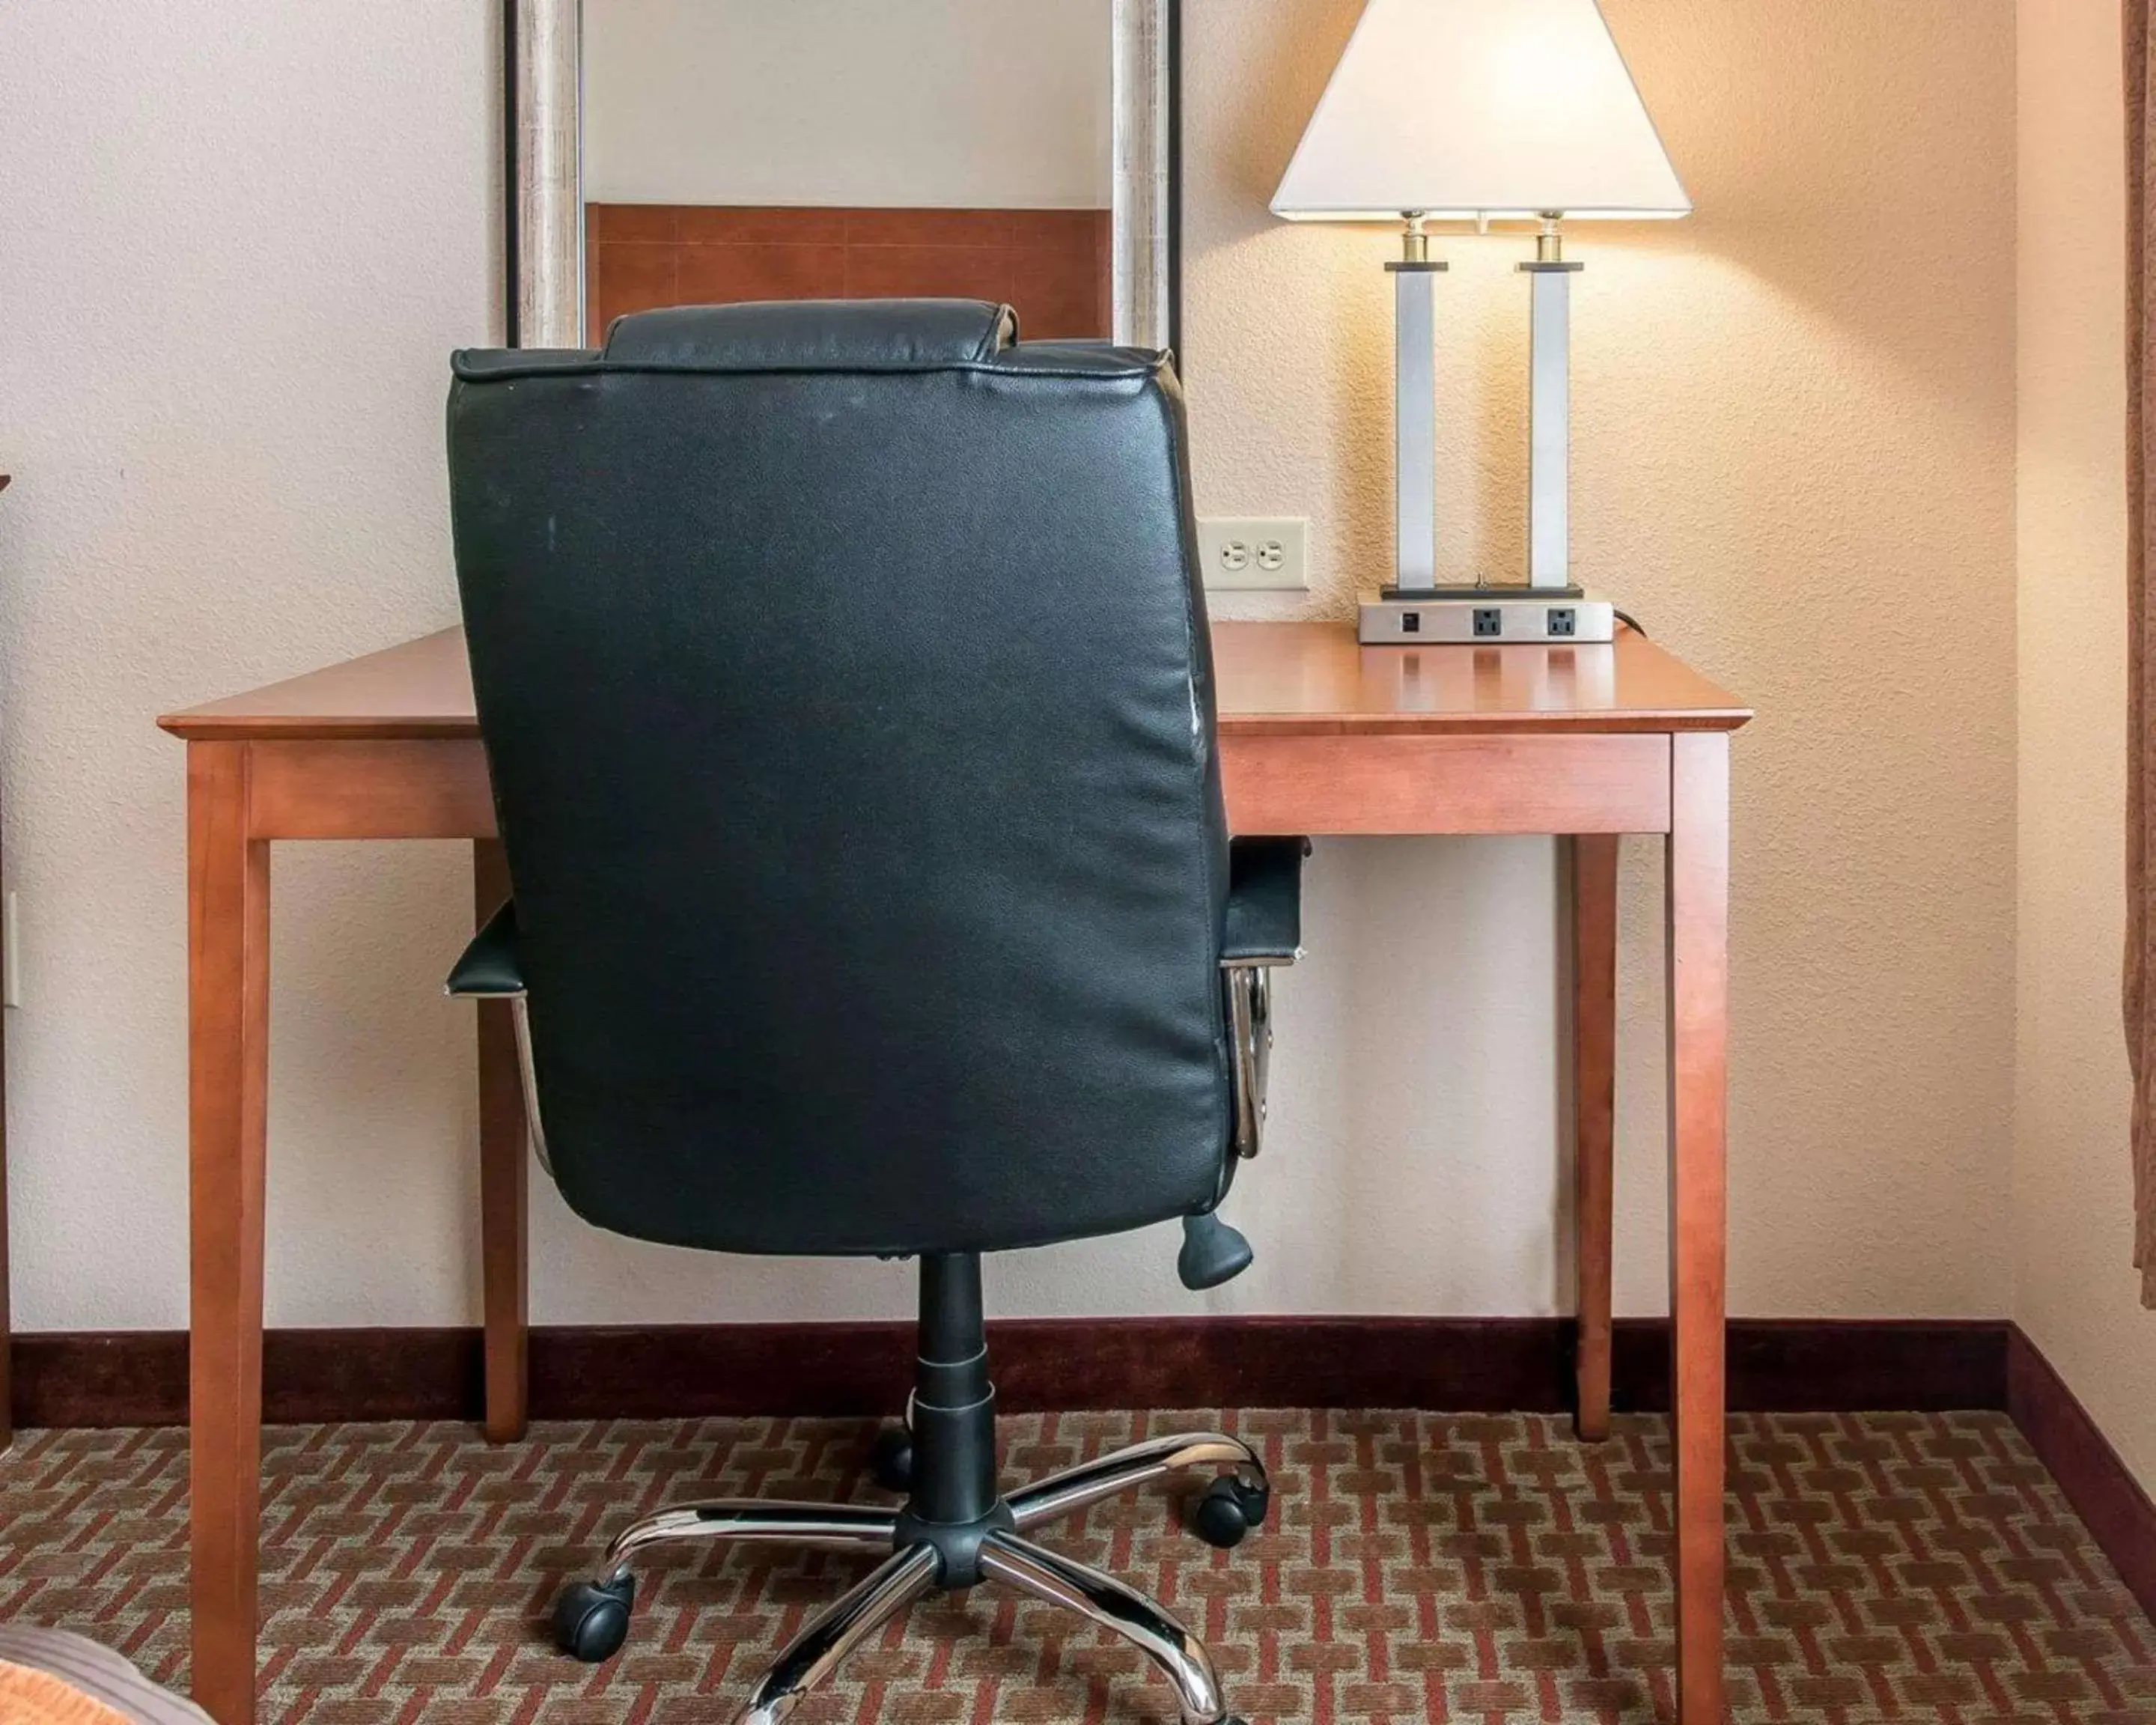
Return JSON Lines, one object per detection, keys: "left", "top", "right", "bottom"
{"left": 10, "top": 1315, "right": 2009, "bottom": 1431}
{"left": 1616, "top": 1316, "right": 2009, "bottom": 1414}
{"left": 2005, "top": 1326, "right": 2156, "bottom": 1622}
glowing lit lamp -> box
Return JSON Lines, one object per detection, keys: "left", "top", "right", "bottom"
{"left": 1273, "top": 0, "right": 1690, "bottom": 643}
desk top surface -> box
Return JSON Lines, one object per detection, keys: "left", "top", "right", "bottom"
{"left": 160, "top": 621, "right": 1750, "bottom": 741}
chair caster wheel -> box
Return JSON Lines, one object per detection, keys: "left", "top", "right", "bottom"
{"left": 1191, "top": 1476, "right": 1269, "bottom": 1549}
{"left": 868, "top": 1423, "right": 914, "bottom": 1493}
{"left": 552, "top": 1575, "right": 634, "bottom": 1663}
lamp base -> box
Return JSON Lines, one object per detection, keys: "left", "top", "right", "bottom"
{"left": 1358, "top": 587, "right": 1616, "bottom": 645}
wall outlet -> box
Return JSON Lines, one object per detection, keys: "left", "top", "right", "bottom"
{"left": 1197, "top": 517, "right": 1309, "bottom": 591}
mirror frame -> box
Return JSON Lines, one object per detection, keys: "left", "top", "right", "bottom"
{"left": 507, "top": 0, "right": 1179, "bottom": 353}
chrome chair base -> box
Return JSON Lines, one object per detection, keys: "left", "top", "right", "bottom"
{"left": 550, "top": 1429, "right": 1270, "bottom": 1725}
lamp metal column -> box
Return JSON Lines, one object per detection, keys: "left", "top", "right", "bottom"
{"left": 1386, "top": 213, "right": 1446, "bottom": 591}
{"left": 1522, "top": 213, "right": 1584, "bottom": 592}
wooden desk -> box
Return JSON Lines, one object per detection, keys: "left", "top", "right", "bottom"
{"left": 161, "top": 620, "right": 1749, "bottom": 1725}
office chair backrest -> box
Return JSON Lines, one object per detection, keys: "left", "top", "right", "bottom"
{"left": 447, "top": 300, "right": 1232, "bottom": 1259}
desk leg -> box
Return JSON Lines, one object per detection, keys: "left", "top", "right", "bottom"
{"left": 188, "top": 742, "right": 270, "bottom": 1725}
{"left": 1667, "top": 733, "right": 1729, "bottom": 1724}
{"left": 1571, "top": 834, "right": 1618, "bottom": 1443}
{"left": 474, "top": 840, "right": 529, "bottom": 1443}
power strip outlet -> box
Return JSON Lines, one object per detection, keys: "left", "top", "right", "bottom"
{"left": 1359, "top": 592, "right": 1616, "bottom": 644}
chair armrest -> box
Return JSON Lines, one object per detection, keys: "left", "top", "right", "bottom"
{"left": 1222, "top": 837, "right": 1310, "bottom": 964}
{"left": 448, "top": 899, "right": 524, "bottom": 996}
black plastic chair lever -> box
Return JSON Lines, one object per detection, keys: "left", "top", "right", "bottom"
{"left": 1178, "top": 1213, "right": 1253, "bottom": 1290}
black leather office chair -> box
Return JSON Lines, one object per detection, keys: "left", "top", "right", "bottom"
{"left": 444, "top": 300, "right": 1306, "bottom": 1725}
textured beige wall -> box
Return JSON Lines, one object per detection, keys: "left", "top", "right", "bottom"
{"left": 1191, "top": 0, "right": 2019, "bottom": 1319}
{"left": 0, "top": 0, "right": 2017, "bottom": 1331}
{"left": 2014, "top": 2, "right": 2156, "bottom": 1488}
{"left": 0, "top": 0, "right": 502, "bottom": 1332}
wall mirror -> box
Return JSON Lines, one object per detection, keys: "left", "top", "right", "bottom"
{"left": 508, "top": 1, "right": 1178, "bottom": 353}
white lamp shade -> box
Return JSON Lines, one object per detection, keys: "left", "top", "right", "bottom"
{"left": 1272, "top": 0, "right": 1690, "bottom": 223}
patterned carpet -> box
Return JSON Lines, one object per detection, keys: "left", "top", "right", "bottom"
{"left": 0, "top": 1410, "right": 2150, "bottom": 1723}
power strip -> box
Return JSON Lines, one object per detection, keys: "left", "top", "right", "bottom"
{"left": 1358, "top": 591, "right": 1616, "bottom": 645}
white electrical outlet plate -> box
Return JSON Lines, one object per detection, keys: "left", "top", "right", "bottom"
{"left": 1197, "top": 517, "right": 1309, "bottom": 591}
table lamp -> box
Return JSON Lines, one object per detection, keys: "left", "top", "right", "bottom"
{"left": 1272, "top": 0, "right": 1689, "bottom": 645}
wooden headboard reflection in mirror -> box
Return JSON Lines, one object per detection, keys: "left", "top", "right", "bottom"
{"left": 508, "top": 1, "right": 1178, "bottom": 353}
